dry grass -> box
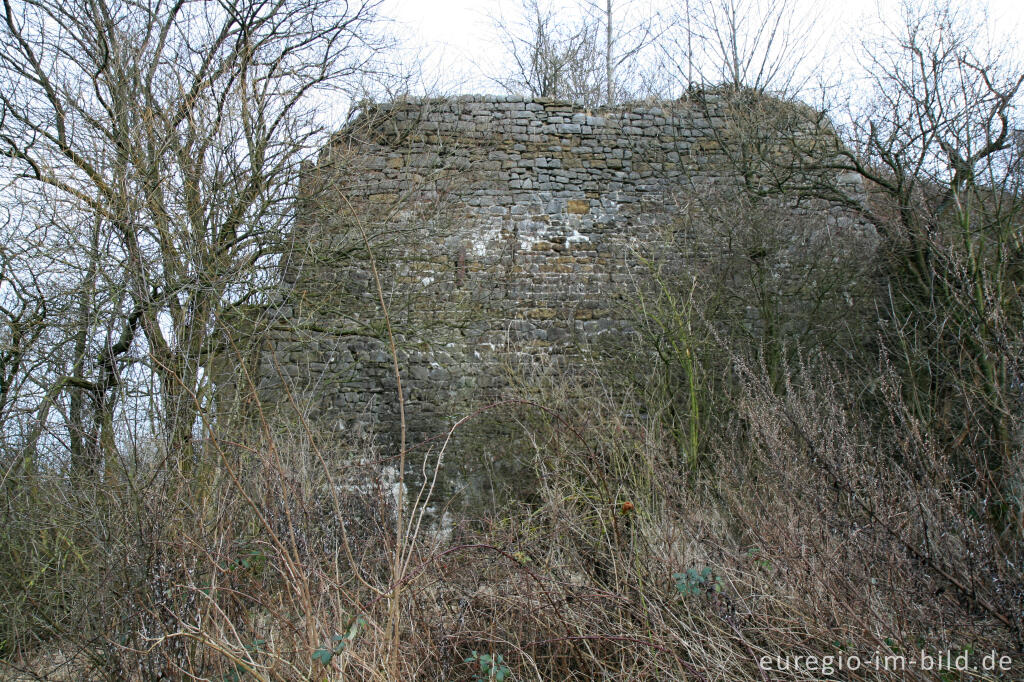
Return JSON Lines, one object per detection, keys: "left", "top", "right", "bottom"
{"left": 5, "top": 346, "right": 1019, "bottom": 680}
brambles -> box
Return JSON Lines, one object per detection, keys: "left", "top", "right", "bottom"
{"left": 673, "top": 566, "right": 724, "bottom": 596}
{"left": 465, "top": 651, "right": 512, "bottom": 682}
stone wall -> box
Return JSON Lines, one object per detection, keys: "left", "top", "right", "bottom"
{"left": 254, "top": 93, "right": 874, "bottom": 485}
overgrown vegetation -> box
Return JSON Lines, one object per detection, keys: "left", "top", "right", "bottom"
{"left": 2, "top": 0, "right": 1022, "bottom": 679}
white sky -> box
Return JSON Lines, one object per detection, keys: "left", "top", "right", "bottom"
{"left": 380, "top": 0, "right": 1024, "bottom": 98}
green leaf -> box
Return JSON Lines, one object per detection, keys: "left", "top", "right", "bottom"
{"left": 244, "top": 638, "right": 266, "bottom": 652}
{"left": 331, "top": 634, "right": 347, "bottom": 655}
{"left": 312, "top": 648, "right": 333, "bottom": 666}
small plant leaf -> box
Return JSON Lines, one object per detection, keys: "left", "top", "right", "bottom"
{"left": 312, "top": 647, "right": 333, "bottom": 666}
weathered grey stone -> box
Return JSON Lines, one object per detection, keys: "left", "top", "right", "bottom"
{"left": 250, "top": 94, "right": 874, "bottom": 511}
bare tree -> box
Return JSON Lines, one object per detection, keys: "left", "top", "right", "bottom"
{"left": 827, "top": 0, "right": 1024, "bottom": 529}
{"left": 661, "top": 0, "right": 822, "bottom": 95}
{"left": 490, "top": 0, "right": 603, "bottom": 105}
{"left": 0, "top": 0, "right": 385, "bottom": 470}
{"left": 0, "top": 210, "right": 48, "bottom": 453}
{"left": 491, "top": 0, "right": 657, "bottom": 106}
{"left": 581, "top": 0, "right": 660, "bottom": 103}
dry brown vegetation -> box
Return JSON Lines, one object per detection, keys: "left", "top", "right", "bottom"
{"left": 4, "top": 337, "right": 1020, "bottom": 680}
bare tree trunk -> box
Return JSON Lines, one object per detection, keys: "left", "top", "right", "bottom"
{"left": 686, "top": 0, "right": 693, "bottom": 85}
{"left": 68, "top": 293, "right": 88, "bottom": 473}
{"left": 605, "top": 0, "right": 614, "bottom": 103}
{"left": 70, "top": 217, "right": 103, "bottom": 480}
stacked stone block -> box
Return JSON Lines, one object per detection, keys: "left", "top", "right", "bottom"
{"left": 257, "top": 94, "right": 873, "bottom": 457}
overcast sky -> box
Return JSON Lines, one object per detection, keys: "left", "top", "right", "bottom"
{"left": 379, "top": 0, "right": 1024, "bottom": 100}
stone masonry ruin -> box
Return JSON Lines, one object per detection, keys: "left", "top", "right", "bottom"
{"left": 250, "top": 92, "right": 876, "bottom": 503}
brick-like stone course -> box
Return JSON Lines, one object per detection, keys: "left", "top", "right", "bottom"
{"left": 256, "top": 94, "right": 873, "bottom": 451}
